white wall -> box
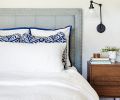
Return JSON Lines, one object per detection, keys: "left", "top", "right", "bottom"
{"left": 0, "top": 0, "right": 120, "bottom": 100}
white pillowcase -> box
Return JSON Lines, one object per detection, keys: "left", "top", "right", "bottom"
{"left": 0, "top": 42, "right": 66, "bottom": 75}
{"left": 30, "top": 26, "right": 72, "bottom": 67}
{"left": 0, "top": 28, "right": 29, "bottom": 36}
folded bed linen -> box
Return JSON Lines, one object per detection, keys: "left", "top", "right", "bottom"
{"left": 0, "top": 67, "right": 99, "bottom": 100}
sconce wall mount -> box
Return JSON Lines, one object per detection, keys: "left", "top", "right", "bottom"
{"left": 89, "top": 0, "right": 106, "bottom": 33}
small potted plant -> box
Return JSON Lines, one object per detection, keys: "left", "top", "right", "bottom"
{"left": 101, "top": 46, "right": 120, "bottom": 63}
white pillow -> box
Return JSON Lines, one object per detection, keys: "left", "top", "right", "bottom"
{"left": 30, "top": 26, "right": 72, "bottom": 67}
{"left": 0, "top": 28, "right": 29, "bottom": 36}
{"left": 0, "top": 42, "right": 66, "bottom": 75}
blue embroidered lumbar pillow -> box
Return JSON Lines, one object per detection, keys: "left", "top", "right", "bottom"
{"left": 0, "top": 34, "right": 21, "bottom": 42}
{"left": 21, "top": 32, "right": 66, "bottom": 43}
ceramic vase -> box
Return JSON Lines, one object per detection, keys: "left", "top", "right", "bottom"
{"left": 108, "top": 51, "right": 117, "bottom": 63}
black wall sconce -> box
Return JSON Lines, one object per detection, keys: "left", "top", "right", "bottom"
{"left": 89, "top": 0, "right": 106, "bottom": 33}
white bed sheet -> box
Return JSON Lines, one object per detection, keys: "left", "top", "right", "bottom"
{"left": 0, "top": 67, "right": 99, "bottom": 100}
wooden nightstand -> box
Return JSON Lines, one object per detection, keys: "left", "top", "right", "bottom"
{"left": 87, "top": 61, "right": 120, "bottom": 97}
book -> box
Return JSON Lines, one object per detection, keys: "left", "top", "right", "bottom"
{"left": 90, "top": 57, "right": 111, "bottom": 64}
{"left": 90, "top": 58, "right": 109, "bottom": 61}
{"left": 90, "top": 60, "right": 111, "bottom": 64}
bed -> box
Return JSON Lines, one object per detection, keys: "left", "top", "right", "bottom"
{"left": 0, "top": 8, "right": 99, "bottom": 100}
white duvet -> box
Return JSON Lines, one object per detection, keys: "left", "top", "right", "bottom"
{"left": 0, "top": 67, "right": 99, "bottom": 100}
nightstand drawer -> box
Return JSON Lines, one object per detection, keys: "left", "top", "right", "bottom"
{"left": 93, "top": 76, "right": 120, "bottom": 86}
{"left": 94, "top": 86, "right": 120, "bottom": 97}
{"left": 91, "top": 65, "right": 120, "bottom": 77}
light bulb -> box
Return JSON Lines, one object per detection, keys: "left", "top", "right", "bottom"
{"left": 89, "top": 9, "right": 95, "bottom": 14}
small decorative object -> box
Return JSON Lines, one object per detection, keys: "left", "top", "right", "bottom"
{"left": 101, "top": 47, "right": 120, "bottom": 63}
{"left": 89, "top": 0, "right": 106, "bottom": 33}
{"left": 93, "top": 53, "right": 100, "bottom": 58}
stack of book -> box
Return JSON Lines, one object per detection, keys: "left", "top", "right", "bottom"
{"left": 90, "top": 58, "right": 111, "bottom": 64}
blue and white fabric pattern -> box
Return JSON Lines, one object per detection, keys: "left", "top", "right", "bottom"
{"left": 21, "top": 32, "right": 66, "bottom": 43}
{"left": 0, "top": 34, "right": 21, "bottom": 42}
{"left": 0, "top": 32, "right": 66, "bottom": 43}
{"left": 20, "top": 33, "right": 33, "bottom": 43}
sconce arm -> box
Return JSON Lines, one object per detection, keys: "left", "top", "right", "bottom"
{"left": 91, "top": 1, "right": 103, "bottom": 24}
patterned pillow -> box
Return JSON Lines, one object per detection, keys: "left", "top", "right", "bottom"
{"left": 30, "top": 26, "right": 72, "bottom": 68}
{"left": 0, "top": 34, "right": 21, "bottom": 42}
{"left": 21, "top": 32, "right": 66, "bottom": 43}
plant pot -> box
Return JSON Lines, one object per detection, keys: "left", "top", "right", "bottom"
{"left": 100, "top": 52, "right": 109, "bottom": 58}
{"left": 108, "top": 51, "right": 117, "bottom": 63}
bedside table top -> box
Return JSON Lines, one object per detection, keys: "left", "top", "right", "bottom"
{"left": 87, "top": 61, "right": 120, "bottom": 65}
